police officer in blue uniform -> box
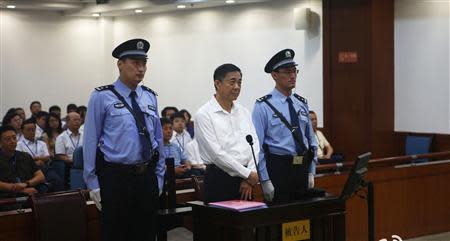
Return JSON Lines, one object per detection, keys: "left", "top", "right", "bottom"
{"left": 83, "top": 38, "right": 165, "bottom": 241}
{"left": 252, "top": 49, "right": 318, "bottom": 203}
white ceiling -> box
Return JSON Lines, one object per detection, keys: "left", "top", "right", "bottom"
{"left": 0, "top": 0, "right": 270, "bottom": 17}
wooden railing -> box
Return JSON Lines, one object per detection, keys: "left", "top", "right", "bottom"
{"left": 316, "top": 151, "right": 450, "bottom": 172}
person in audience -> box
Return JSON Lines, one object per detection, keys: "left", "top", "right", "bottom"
{"left": 41, "top": 113, "right": 63, "bottom": 158}
{"left": 66, "top": 103, "right": 78, "bottom": 114}
{"left": 55, "top": 112, "right": 82, "bottom": 164}
{"left": 15, "top": 108, "right": 26, "bottom": 121}
{"left": 34, "top": 111, "right": 48, "bottom": 140}
{"left": 77, "top": 105, "right": 87, "bottom": 134}
{"left": 161, "top": 118, "right": 201, "bottom": 178}
{"left": 161, "top": 106, "right": 178, "bottom": 119}
{"left": 184, "top": 138, "right": 206, "bottom": 172}
{"left": 170, "top": 111, "right": 192, "bottom": 155}
{"left": 29, "top": 101, "right": 42, "bottom": 119}
{"left": 2, "top": 111, "right": 23, "bottom": 141}
{"left": 309, "top": 111, "right": 334, "bottom": 161}
{"left": 16, "top": 119, "right": 64, "bottom": 191}
{"left": 83, "top": 38, "right": 164, "bottom": 241}
{"left": 49, "top": 105, "right": 62, "bottom": 118}
{"left": 252, "top": 49, "right": 318, "bottom": 203}
{"left": 180, "top": 109, "right": 194, "bottom": 138}
{"left": 195, "top": 63, "right": 259, "bottom": 203}
{"left": 0, "top": 126, "right": 46, "bottom": 198}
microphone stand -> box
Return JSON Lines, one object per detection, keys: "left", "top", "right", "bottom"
{"left": 246, "top": 135, "right": 267, "bottom": 203}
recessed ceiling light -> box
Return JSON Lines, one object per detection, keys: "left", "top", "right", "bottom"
{"left": 135, "top": 9, "right": 143, "bottom": 13}
{"left": 177, "top": 5, "right": 186, "bottom": 9}
{"left": 225, "top": 0, "right": 235, "bottom": 3}
{"left": 6, "top": 5, "right": 16, "bottom": 9}
{"left": 92, "top": 13, "right": 101, "bottom": 17}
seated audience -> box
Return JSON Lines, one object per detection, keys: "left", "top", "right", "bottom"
{"left": 77, "top": 105, "right": 87, "bottom": 134}
{"left": 170, "top": 112, "right": 192, "bottom": 155}
{"left": 29, "top": 101, "right": 42, "bottom": 119}
{"left": 62, "top": 103, "right": 78, "bottom": 130}
{"left": 2, "top": 111, "right": 23, "bottom": 141}
{"left": 161, "top": 106, "right": 179, "bottom": 119}
{"left": 34, "top": 111, "right": 48, "bottom": 140}
{"left": 55, "top": 112, "right": 82, "bottom": 164}
{"left": 0, "top": 126, "right": 46, "bottom": 198}
{"left": 184, "top": 139, "right": 206, "bottom": 172}
{"left": 42, "top": 113, "right": 63, "bottom": 157}
{"left": 180, "top": 109, "right": 194, "bottom": 138}
{"left": 16, "top": 119, "right": 64, "bottom": 191}
{"left": 161, "top": 118, "right": 202, "bottom": 178}
{"left": 309, "top": 111, "right": 334, "bottom": 161}
{"left": 15, "top": 107, "right": 26, "bottom": 121}
{"left": 49, "top": 105, "right": 62, "bottom": 118}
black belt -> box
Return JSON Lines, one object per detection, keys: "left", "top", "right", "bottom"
{"left": 103, "top": 160, "right": 154, "bottom": 175}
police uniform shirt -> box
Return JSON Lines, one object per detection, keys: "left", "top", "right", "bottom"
{"left": 55, "top": 129, "right": 82, "bottom": 160}
{"left": 170, "top": 129, "right": 192, "bottom": 154}
{"left": 252, "top": 88, "right": 318, "bottom": 180}
{"left": 163, "top": 142, "right": 187, "bottom": 167}
{"left": 83, "top": 79, "right": 165, "bottom": 191}
{"left": 16, "top": 139, "right": 50, "bottom": 158}
{"left": 195, "top": 96, "right": 259, "bottom": 178}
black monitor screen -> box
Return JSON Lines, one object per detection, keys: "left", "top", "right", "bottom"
{"left": 339, "top": 152, "right": 371, "bottom": 200}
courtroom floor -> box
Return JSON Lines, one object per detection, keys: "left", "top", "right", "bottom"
{"left": 405, "top": 232, "right": 450, "bottom": 241}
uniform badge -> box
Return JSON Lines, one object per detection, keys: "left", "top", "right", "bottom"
{"left": 114, "top": 102, "right": 125, "bottom": 108}
{"left": 148, "top": 105, "right": 156, "bottom": 111}
{"left": 299, "top": 110, "right": 307, "bottom": 116}
{"left": 137, "top": 41, "right": 144, "bottom": 50}
{"left": 286, "top": 51, "right": 292, "bottom": 58}
{"left": 272, "top": 114, "right": 279, "bottom": 118}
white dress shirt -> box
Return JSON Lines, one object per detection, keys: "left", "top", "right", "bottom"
{"left": 195, "top": 96, "right": 260, "bottom": 179}
{"left": 170, "top": 129, "right": 192, "bottom": 154}
{"left": 55, "top": 129, "right": 82, "bottom": 160}
{"left": 35, "top": 125, "right": 44, "bottom": 140}
{"left": 185, "top": 139, "right": 204, "bottom": 166}
{"left": 16, "top": 138, "right": 50, "bottom": 158}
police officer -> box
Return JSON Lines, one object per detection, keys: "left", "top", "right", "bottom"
{"left": 252, "top": 49, "right": 318, "bottom": 203}
{"left": 83, "top": 38, "right": 165, "bottom": 241}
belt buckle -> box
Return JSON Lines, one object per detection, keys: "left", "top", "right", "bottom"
{"left": 135, "top": 163, "right": 148, "bottom": 174}
{"left": 293, "top": 155, "right": 304, "bottom": 165}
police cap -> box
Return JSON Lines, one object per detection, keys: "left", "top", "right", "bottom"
{"left": 264, "top": 49, "right": 297, "bottom": 73}
{"left": 112, "top": 38, "right": 150, "bottom": 59}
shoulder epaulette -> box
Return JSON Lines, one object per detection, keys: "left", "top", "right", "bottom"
{"left": 293, "top": 93, "right": 307, "bottom": 104}
{"left": 256, "top": 94, "right": 272, "bottom": 102}
{"left": 141, "top": 85, "right": 158, "bottom": 96}
{"left": 95, "top": 85, "right": 114, "bottom": 91}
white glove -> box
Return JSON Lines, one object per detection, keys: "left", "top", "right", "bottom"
{"left": 261, "top": 180, "right": 275, "bottom": 202}
{"left": 308, "top": 173, "right": 315, "bottom": 188}
{"left": 89, "top": 188, "right": 102, "bottom": 211}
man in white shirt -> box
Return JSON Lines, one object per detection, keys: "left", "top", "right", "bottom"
{"left": 34, "top": 111, "right": 48, "bottom": 141}
{"left": 16, "top": 118, "right": 64, "bottom": 191}
{"left": 170, "top": 111, "right": 192, "bottom": 155}
{"left": 309, "top": 111, "right": 334, "bottom": 161}
{"left": 185, "top": 139, "right": 206, "bottom": 171}
{"left": 195, "top": 63, "right": 261, "bottom": 203}
{"left": 55, "top": 112, "right": 82, "bottom": 164}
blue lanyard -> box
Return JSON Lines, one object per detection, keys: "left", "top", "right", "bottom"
{"left": 66, "top": 131, "right": 80, "bottom": 149}
{"left": 175, "top": 134, "right": 185, "bottom": 151}
{"left": 23, "top": 140, "right": 37, "bottom": 158}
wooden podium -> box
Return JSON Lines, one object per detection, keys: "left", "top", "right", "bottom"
{"left": 189, "top": 194, "right": 345, "bottom": 241}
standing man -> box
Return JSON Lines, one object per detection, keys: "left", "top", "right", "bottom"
{"left": 83, "top": 38, "right": 165, "bottom": 241}
{"left": 195, "top": 63, "right": 260, "bottom": 203}
{"left": 252, "top": 49, "right": 318, "bottom": 203}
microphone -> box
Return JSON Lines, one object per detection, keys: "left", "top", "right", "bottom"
{"left": 246, "top": 134, "right": 266, "bottom": 202}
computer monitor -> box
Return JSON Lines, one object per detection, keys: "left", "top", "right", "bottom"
{"left": 339, "top": 152, "right": 371, "bottom": 200}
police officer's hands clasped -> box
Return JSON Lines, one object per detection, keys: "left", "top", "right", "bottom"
{"left": 246, "top": 171, "right": 259, "bottom": 186}
{"left": 261, "top": 180, "right": 275, "bottom": 202}
{"left": 90, "top": 188, "right": 102, "bottom": 211}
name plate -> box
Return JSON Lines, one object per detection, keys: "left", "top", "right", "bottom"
{"left": 282, "top": 219, "right": 310, "bottom": 241}
{"left": 293, "top": 155, "right": 304, "bottom": 165}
